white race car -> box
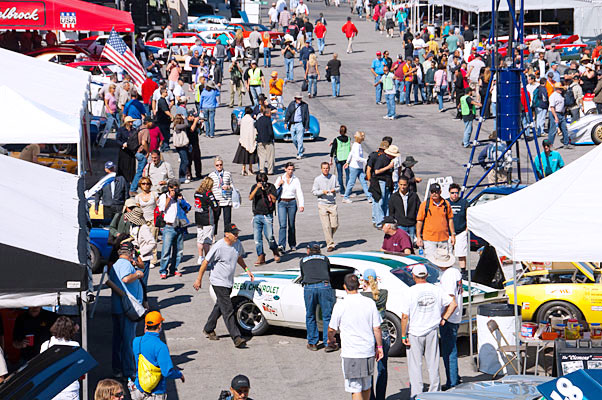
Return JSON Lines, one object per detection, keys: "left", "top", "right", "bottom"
{"left": 211, "top": 251, "right": 504, "bottom": 356}
{"left": 569, "top": 114, "right": 602, "bottom": 145}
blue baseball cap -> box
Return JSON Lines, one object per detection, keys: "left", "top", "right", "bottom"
{"left": 363, "top": 268, "right": 377, "bottom": 281}
{"left": 104, "top": 161, "right": 115, "bottom": 170}
{"left": 146, "top": 72, "right": 153, "bottom": 77}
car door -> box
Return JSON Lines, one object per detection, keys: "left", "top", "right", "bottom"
{"left": 279, "top": 277, "right": 306, "bottom": 327}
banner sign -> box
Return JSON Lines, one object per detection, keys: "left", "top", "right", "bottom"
{"left": 538, "top": 369, "right": 602, "bottom": 400}
{"left": 0, "top": 1, "right": 46, "bottom": 27}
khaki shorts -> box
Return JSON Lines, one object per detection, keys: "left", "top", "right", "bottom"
{"left": 197, "top": 225, "right": 213, "bottom": 244}
{"left": 453, "top": 230, "right": 468, "bottom": 258}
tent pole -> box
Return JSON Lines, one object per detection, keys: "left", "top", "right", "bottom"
{"left": 512, "top": 257, "right": 522, "bottom": 372}
{"left": 467, "top": 231, "right": 474, "bottom": 369}
{"left": 77, "top": 140, "right": 81, "bottom": 176}
{"left": 81, "top": 298, "right": 89, "bottom": 399}
{"left": 477, "top": 13, "right": 480, "bottom": 40}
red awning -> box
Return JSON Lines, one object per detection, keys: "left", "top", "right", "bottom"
{"left": 0, "top": 0, "right": 134, "bottom": 32}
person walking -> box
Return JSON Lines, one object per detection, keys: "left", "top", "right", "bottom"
{"left": 312, "top": 162, "right": 339, "bottom": 251}
{"left": 284, "top": 92, "right": 310, "bottom": 159}
{"left": 400, "top": 264, "right": 457, "bottom": 398}
{"left": 94, "top": 161, "right": 129, "bottom": 223}
{"left": 158, "top": 180, "right": 191, "bottom": 279}
{"left": 172, "top": 114, "right": 191, "bottom": 184}
{"left": 300, "top": 243, "right": 337, "bottom": 351}
{"left": 129, "top": 117, "right": 151, "bottom": 196}
{"left": 135, "top": 176, "right": 159, "bottom": 266}
{"left": 326, "top": 53, "right": 342, "bottom": 97}
{"left": 305, "top": 53, "right": 320, "bottom": 98}
{"left": 229, "top": 60, "right": 245, "bottom": 108}
{"left": 233, "top": 107, "right": 259, "bottom": 175}
{"left": 245, "top": 60, "right": 265, "bottom": 106}
{"left": 368, "top": 144, "right": 399, "bottom": 228}
{"left": 329, "top": 125, "right": 351, "bottom": 195}
{"left": 388, "top": 176, "right": 420, "bottom": 243}
{"left": 548, "top": 82, "right": 571, "bottom": 148}
{"left": 144, "top": 150, "right": 174, "bottom": 193}
{"left": 275, "top": 162, "right": 304, "bottom": 252}
{"left": 130, "top": 311, "right": 185, "bottom": 399}
{"left": 460, "top": 87, "right": 481, "bottom": 148}
{"left": 447, "top": 183, "right": 468, "bottom": 271}
{"left": 194, "top": 224, "right": 254, "bottom": 348}
{"left": 400, "top": 156, "right": 421, "bottom": 193}
{"left": 328, "top": 274, "right": 383, "bottom": 400}
{"left": 342, "top": 131, "right": 372, "bottom": 203}
{"left": 250, "top": 173, "right": 281, "bottom": 265}
{"left": 375, "top": 65, "right": 396, "bottom": 119}
{"left": 256, "top": 107, "right": 277, "bottom": 174}
{"left": 341, "top": 17, "right": 358, "bottom": 54}
{"left": 415, "top": 183, "right": 455, "bottom": 257}
{"left": 434, "top": 63, "right": 448, "bottom": 111}
{"left": 282, "top": 38, "right": 296, "bottom": 82}
{"left": 199, "top": 81, "right": 219, "bottom": 138}
{"left": 125, "top": 207, "right": 156, "bottom": 285}
{"left": 371, "top": 51, "right": 387, "bottom": 105}
{"left": 208, "top": 157, "right": 235, "bottom": 235}
{"left": 314, "top": 20, "right": 327, "bottom": 55}
{"left": 194, "top": 177, "right": 219, "bottom": 264}
{"left": 299, "top": 41, "right": 315, "bottom": 79}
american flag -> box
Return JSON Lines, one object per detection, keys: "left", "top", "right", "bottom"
{"left": 101, "top": 29, "right": 145, "bottom": 91}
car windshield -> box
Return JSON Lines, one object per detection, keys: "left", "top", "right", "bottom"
{"left": 471, "top": 192, "right": 507, "bottom": 207}
{"left": 391, "top": 261, "right": 441, "bottom": 287}
{"left": 101, "top": 65, "right": 113, "bottom": 75}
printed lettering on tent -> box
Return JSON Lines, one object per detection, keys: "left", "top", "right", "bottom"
{"left": 424, "top": 176, "right": 453, "bottom": 199}
{"left": 0, "top": 1, "right": 45, "bottom": 26}
{"left": 60, "top": 11, "right": 75, "bottom": 28}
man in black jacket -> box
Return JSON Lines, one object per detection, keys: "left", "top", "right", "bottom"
{"left": 256, "top": 108, "right": 276, "bottom": 174}
{"left": 284, "top": 92, "right": 310, "bottom": 160}
{"left": 388, "top": 176, "right": 421, "bottom": 243}
{"left": 94, "top": 161, "right": 128, "bottom": 223}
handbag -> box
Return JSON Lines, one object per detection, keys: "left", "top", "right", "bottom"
{"left": 122, "top": 289, "right": 147, "bottom": 321}
{"left": 172, "top": 128, "right": 189, "bottom": 147}
{"left": 325, "top": 68, "right": 331, "bottom": 82}
{"left": 301, "top": 79, "right": 308, "bottom": 92}
{"left": 231, "top": 187, "right": 242, "bottom": 209}
{"left": 153, "top": 206, "right": 166, "bottom": 228}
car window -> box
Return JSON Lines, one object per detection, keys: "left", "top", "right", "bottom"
{"left": 471, "top": 192, "right": 506, "bottom": 207}
{"left": 101, "top": 66, "right": 113, "bottom": 75}
{"left": 391, "top": 262, "right": 441, "bottom": 287}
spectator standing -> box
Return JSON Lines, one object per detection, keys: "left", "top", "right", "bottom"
{"left": 301, "top": 243, "right": 337, "bottom": 351}
{"left": 123, "top": 93, "right": 146, "bottom": 129}
{"left": 532, "top": 78, "right": 549, "bottom": 137}
{"left": 156, "top": 88, "right": 173, "bottom": 151}
{"left": 341, "top": 17, "right": 358, "bottom": 54}
{"left": 342, "top": 131, "right": 372, "bottom": 203}
{"left": 400, "top": 156, "right": 421, "bottom": 193}
{"left": 256, "top": 108, "right": 277, "bottom": 174}
{"left": 246, "top": 60, "right": 266, "bottom": 106}
{"left": 194, "top": 224, "right": 254, "bottom": 348}
{"left": 144, "top": 150, "right": 174, "bottom": 193}
{"left": 416, "top": 183, "right": 455, "bottom": 257}
{"left": 194, "top": 177, "right": 219, "bottom": 264}
{"left": 12, "top": 307, "right": 56, "bottom": 364}
{"left": 116, "top": 116, "right": 137, "bottom": 184}
{"left": 166, "top": 58, "right": 182, "bottom": 91}
{"left": 208, "top": 157, "right": 235, "bottom": 235}
{"left": 279, "top": 6, "right": 292, "bottom": 32}
{"left": 135, "top": 176, "right": 159, "bottom": 265}
{"left": 299, "top": 41, "right": 315, "bottom": 78}
{"left": 368, "top": 144, "right": 399, "bottom": 228}
{"left": 248, "top": 27, "right": 262, "bottom": 64}
{"left": 158, "top": 180, "right": 191, "bottom": 279}
{"left": 186, "top": 112, "right": 203, "bottom": 180}
{"left": 306, "top": 53, "right": 320, "bottom": 98}
{"left": 400, "top": 264, "right": 456, "bottom": 398}
{"left": 380, "top": 216, "right": 412, "bottom": 254}
{"left": 312, "top": 162, "right": 340, "bottom": 251}
{"left": 103, "top": 84, "right": 119, "bottom": 139}
{"left": 594, "top": 71, "right": 602, "bottom": 114}
{"left": 129, "top": 117, "right": 151, "bottom": 195}
{"left": 172, "top": 114, "right": 191, "bottom": 183}
{"left": 548, "top": 82, "right": 571, "bottom": 148}
{"left": 544, "top": 44, "right": 561, "bottom": 66}
{"left": 295, "top": 0, "right": 309, "bottom": 16}
{"left": 328, "top": 274, "right": 383, "bottom": 400}
{"left": 329, "top": 125, "right": 351, "bottom": 195}
{"left": 371, "top": 51, "right": 387, "bottom": 104}
{"left": 434, "top": 63, "right": 448, "bottom": 111}
{"left": 534, "top": 139, "right": 564, "bottom": 179}
{"left": 199, "top": 81, "right": 219, "bottom": 138}
{"left": 326, "top": 53, "right": 342, "bottom": 97}
{"left": 568, "top": 75, "right": 583, "bottom": 122}
{"left": 94, "top": 161, "right": 128, "bottom": 222}
{"left": 284, "top": 92, "right": 310, "bottom": 159}
{"left": 466, "top": 54, "right": 485, "bottom": 102}
{"left": 314, "top": 20, "right": 327, "bottom": 55}
{"left": 388, "top": 176, "right": 420, "bottom": 242}
{"left": 447, "top": 183, "right": 468, "bottom": 270}
{"left": 268, "top": 2, "right": 279, "bottom": 29}
{"left": 229, "top": 60, "right": 245, "bottom": 108}
{"left": 275, "top": 162, "right": 305, "bottom": 252}
{"left": 126, "top": 207, "right": 156, "bottom": 285}
{"left": 282, "top": 38, "right": 296, "bottom": 82}
{"left": 269, "top": 71, "right": 284, "bottom": 107}
{"left": 250, "top": 173, "right": 281, "bottom": 265}
{"left": 460, "top": 87, "right": 482, "bottom": 148}
{"left": 375, "top": 65, "right": 396, "bottom": 119}
{"left": 233, "top": 107, "right": 259, "bottom": 175}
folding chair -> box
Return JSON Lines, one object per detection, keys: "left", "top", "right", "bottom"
{"left": 487, "top": 319, "right": 526, "bottom": 378}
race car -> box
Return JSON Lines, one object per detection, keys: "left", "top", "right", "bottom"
{"left": 26, "top": 45, "right": 96, "bottom": 64}
{"left": 569, "top": 113, "right": 602, "bottom": 145}
{"left": 505, "top": 262, "right": 602, "bottom": 326}
{"left": 188, "top": 15, "right": 229, "bottom": 31}
{"left": 214, "top": 251, "right": 504, "bottom": 356}
{"left": 231, "top": 106, "right": 320, "bottom": 141}
{"left": 226, "top": 22, "right": 283, "bottom": 50}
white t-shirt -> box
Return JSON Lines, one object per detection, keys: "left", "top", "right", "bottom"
{"left": 412, "top": 38, "right": 426, "bottom": 50}
{"left": 400, "top": 282, "right": 451, "bottom": 337}
{"left": 41, "top": 337, "right": 81, "bottom": 399}
{"left": 439, "top": 267, "right": 463, "bottom": 324}
{"left": 295, "top": 3, "right": 309, "bottom": 15}
{"left": 329, "top": 293, "right": 382, "bottom": 358}
{"left": 467, "top": 58, "right": 485, "bottom": 83}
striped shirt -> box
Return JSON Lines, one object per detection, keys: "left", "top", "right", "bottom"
{"left": 208, "top": 170, "right": 234, "bottom": 206}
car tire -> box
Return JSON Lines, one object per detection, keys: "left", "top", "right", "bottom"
{"left": 52, "top": 144, "right": 75, "bottom": 155}
{"left": 90, "top": 244, "right": 103, "bottom": 274}
{"left": 231, "top": 113, "right": 240, "bottom": 135}
{"left": 591, "top": 122, "right": 602, "bottom": 145}
{"left": 146, "top": 32, "right": 163, "bottom": 42}
{"left": 536, "top": 300, "right": 584, "bottom": 325}
{"left": 586, "top": 108, "right": 598, "bottom": 115}
{"left": 233, "top": 297, "right": 269, "bottom": 336}
{"left": 383, "top": 311, "right": 405, "bottom": 357}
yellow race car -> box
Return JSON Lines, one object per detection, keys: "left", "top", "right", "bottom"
{"left": 505, "top": 262, "right": 602, "bottom": 325}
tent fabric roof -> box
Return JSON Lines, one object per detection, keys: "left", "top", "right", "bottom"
{"left": 467, "top": 145, "right": 602, "bottom": 262}
{"left": 0, "top": 0, "right": 134, "bottom": 32}
{"left": 428, "top": 0, "right": 593, "bottom": 13}
{"left": 0, "top": 47, "right": 90, "bottom": 145}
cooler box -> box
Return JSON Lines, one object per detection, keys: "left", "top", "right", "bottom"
{"left": 477, "top": 303, "right": 521, "bottom": 375}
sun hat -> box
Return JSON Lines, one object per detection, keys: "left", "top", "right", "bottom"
{"left": 384, "top": 145, "right": 400, "bottom": 157}
{"left": 124, "top": 116, "right": 135, "bottom": 123}
{"left": 294, "top": 92, "right": 303, "bottom": 99}
{"left": 402, "top": 156, "right": 418, "bottom": 167}
{"left": 427, "top": 248, "right": 456, "bottom": 268}
{"left": 124, "top": 207, "right": 146, "bottom": 226}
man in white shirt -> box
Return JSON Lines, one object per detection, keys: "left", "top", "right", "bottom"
{"left": 152, "top": 80, "right": 174, "bottom": 113}
{"left": 328, "top": 274, "right": 383, "bottom": 400}
{"left": 158, "top": 180, "right": 191, "bottom": 279}
{"left": 525, "top": 73, "right": 538, "bottom": 100}
{"left": 268, "top": 3, "right": 279, "bottom": 29}
{"left": 467, "top": 54, "right": 485, "bottom": 102}
{"left": 295, "top": 0, "right": 309, "bottom": 16}
{"left": 412, "top": 34, "right": 426, "bottom": 60}
{"left": 145, "top": 150, "right": 175, "bottom": 192}
{"left": 400, "top": 264, "right": 457, "bottom": 398}
{"left": 173, "top": 78, "right": 186, "bottom": 104}
{"left": 548, "top": 82, "right": 571, "bottom": 148}
{"left": 430, "top": 249, "right": 463, "bottom": 389}
{"left": 248, "top": 27, "right": 263, "bottom": 64}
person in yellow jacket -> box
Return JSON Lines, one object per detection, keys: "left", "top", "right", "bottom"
{"left": 245, "top": 60, "right": 266, "bottom": 106}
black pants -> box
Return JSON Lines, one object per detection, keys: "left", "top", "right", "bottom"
{"left": 204, "top": 285, "right": 241, "bottom": 340}
{"left": 158, "top": 123, "right": 171, "bottom": 149}
{"left": 213, "top": 205, "right": 232, "bottom": 235}
{"left": 188, "top": 139, "right": 202, "bottom": 179}
{"left": 250, "top": 47, "right": 259, "bottom": 64}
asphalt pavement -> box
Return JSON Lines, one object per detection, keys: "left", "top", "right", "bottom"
{"left": 87, "top": 2, "right": 589, "bottom": 398}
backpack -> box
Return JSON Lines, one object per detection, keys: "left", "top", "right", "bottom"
{"left": 533, "top": 86, "right": 548, "bottom": 110}
{"left": 564, "top": 86, "right": 576, "bottom": 107}
{"left": 127, "top": 129, "right": 140, "bottom": 151}
{"left": 423, "top": 196, "right": 450, "bottom": 223}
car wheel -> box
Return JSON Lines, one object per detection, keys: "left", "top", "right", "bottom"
{"left": 586, "top": 108, "right": 598, "bottom": 115}
{"left": 234, "top": 298, "right": 269, "bottom": 335}
{"left": 146, "top": 32, "right": 163, "bottom": 42}
{"left": 52, "top": 144, "right": 74, "bottom": 155}
{"left": 591, "top": 123, "right": 602, "bottom": 145}
{"left": 383, "top": 311, "right": 405, "bottom": 357}
{"left": 231, "top": 114, "right": 240, "bottom": 135}
{"left": 536, "top": 300, "right": 584, "bottom": 325}
{"left": 90, "top": 244, "right": 103, "bottom": 274}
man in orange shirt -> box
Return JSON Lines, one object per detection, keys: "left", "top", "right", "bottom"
{"left": 415, "top": 183, "right": 455, "bottom": 258}
{"left": 402, "top": 59, "right": 416, "bottom": 106}
{"left": 268, "top": 71, "right": 284, "bottom": 108}
{"left": 545, "top": 72, "right": 555, "bottom": 97}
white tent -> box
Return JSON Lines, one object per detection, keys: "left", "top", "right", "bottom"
{"left": 0, "top": 48, "right": 91, "bottom": 173}
{"left": 468, "top": 145, "right": 602, "bottom": 262}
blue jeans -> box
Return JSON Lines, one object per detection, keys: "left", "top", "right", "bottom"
{"left": 216, "top": 57, "right": 224, "bottom": 71}
{"left": 291, "top": 122, "right": 305, "bottom": 157}
{"left": 249, "top": 85, "right": 262, "bottom": 106}
{"left": 371, "top": 330, "right": 390, "bottom": 400}
{"left": 253, "top": 214, "right": 277, "bottom": 255}
{"left": 371, "top": 180, "right": 390, "bottom": 225}
{"left": 263, "top": 48, "right": 271, "bottom": 67}
{"left": 308, "top": 75, "right": 318, "bottom": 97}
{"left": 334, "top": 160, "right": 349, "bottom": 194}
{"left": 285, "top": 58, "right": 295, "bottom": 81}
{"left": 303, "top": 282, "right": 335, "bottom": 344}
{"left": 159, "top": 225, "right": 185, "bottom": 275}
{"left": 438, "top": 86, "right": 447, "bottom": 110}
{"left": 385, "top": 93, "right": 395, "bottom": 117}
{"left": 374, "top": 75, "right": 383, "bottom": 103}
{"left": 317, "top": 38, "right": 325, "bottom": 53}
{"left": 395, "top": 80, "right": 404, "bottom": 103}
{"left": 404, "top": 81, "right": 412, "bottom": 105}
{"left": 331, "top": 75, "right": 340, "bottom": 96}
{"left": 111, "top": 313, "right": 136, "bottom": 378}
{"left": 277, "top": 199, "right": 297, "bottom": 249}
{"left": 203, "top": 108, "right": 216, "bottom": 137}
{"left": 104, "top": 112, "right": 118, "bottom": 134}
{"left": 492, "top": 102, "right": 498, "bottom": 131}
{"left": 344, "top": 167, "right": 372, "bottom": 200}
{"left": 535, "top": 107, "right": 547, "bottom": 136}
{"left": 413, "top": 82, "right": 425, "bottom": 103}
{"left": 176, "top": 146, "right": 189, "bottom": 179}
{"left": 130, "top": 152, "right": 147, "bottom": 192}
{"left": 306, "top": 31, "right": 313, "bottom": 45}
{"left": 142, "top": 260, "right": 150, "bottom": 287}
{"left": 548, "top": 113, "right": 569, "bottom": 146}
{"left": 440, "top": 322, "right": 460, "bottom": 388}
{"left": 357, "top": 6, "right": 363, "bottom": 17}
{"left": 463, "top": 119, "right": 473, "bottom": 147}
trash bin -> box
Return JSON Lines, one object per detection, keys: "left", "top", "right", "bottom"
{"left": 477, "top": 303, "right": 521, "bottom": 375}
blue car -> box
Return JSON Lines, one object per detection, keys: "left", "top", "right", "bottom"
{"left": 230, "top": 107, "right": 320, "bottom": 141}
{"left": 90, "top": 227, "right": 112, "bottom": 273}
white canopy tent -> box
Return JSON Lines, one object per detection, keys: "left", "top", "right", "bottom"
{"left": 0, "top": 48, "right": 92, "bottom": 173}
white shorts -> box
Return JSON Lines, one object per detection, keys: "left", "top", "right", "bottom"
{"left": 344, "top": 376, "right": 372, "bottom": 393}
{"left": 196, "top": 226, "right": 213, "bottom": 244}
{"left": 453, "top": 230, "right": 468, "bottom": 258}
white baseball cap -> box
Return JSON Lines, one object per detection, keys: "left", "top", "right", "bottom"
{"left": 412, "top": 264, "right": 428, "bottom": 278}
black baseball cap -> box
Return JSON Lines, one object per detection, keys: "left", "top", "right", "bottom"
{"left": 429, "top": 183, "right": 442, "bottom": 193}
{"left": 231, "top": 375, "right": 250, "bottom": 390}
{"left": 307, "top": 241, "right": 321, "bottom": 251}
{"left": 226, "top": 223, "right": 241, "bottom": 235}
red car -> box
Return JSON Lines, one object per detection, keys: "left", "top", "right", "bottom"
{"left": 26, "top": 45, "right": 98, "bottom": 64}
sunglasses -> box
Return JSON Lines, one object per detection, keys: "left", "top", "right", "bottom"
{"left": 141, "top": 182, "right": 151, "bottom": 186}
{"left": 449, "top": 191, "right": 459, "bottom": 195}
{"left": 113, "top": 392, "right": 124, "bottom": 397}
{"left": 215, "top": 163, "right": 223, "bottom": 166}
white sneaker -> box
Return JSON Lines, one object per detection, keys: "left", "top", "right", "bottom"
{"left": 368, "top": 198, "right": 373, "bottom": 203}
{"left": 197, "top": 256, "right": 204, "bottom": 264}
{"left": 342, "top": 198, "right": 352, "bottom": 204}
{"left": 184, "top": 179, "right": 191, "bottom": 184}
{"left": 383, "top": 115, "right": 389, "bottom": 119}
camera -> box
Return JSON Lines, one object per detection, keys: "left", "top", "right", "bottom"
{"left": 173, "top": 188, "right": 182, "bottom": 198}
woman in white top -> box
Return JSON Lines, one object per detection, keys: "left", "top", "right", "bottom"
{"left": 342, "top": 131, "right": 373, "bottom": 203}
{"left": 274, "top": 162, "right": 304, "bottom": 252}
{"left": 208, "top": 156, "right": 234, "bottom": 235}
{"left": 40, "top": 316, "right": 81, "bottom": 400}
{"left": 434, "top": 62, "right": 448, "bottom": 111}
{"left": 135, "top": 176, "right": 159, "bottom": 266}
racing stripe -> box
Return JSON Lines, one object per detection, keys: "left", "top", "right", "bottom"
{"left": 328, "top": 253, "right": 413, "bottom": 269}
{"left": 250, "top": 273, "right": 299, "bottom": 280}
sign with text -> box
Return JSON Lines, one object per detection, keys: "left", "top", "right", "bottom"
{"left": 0, "top": 1, "right": 45, "bottom": 27}
{"left": 538, "top": 369, "right": 602, "bottom": 400}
